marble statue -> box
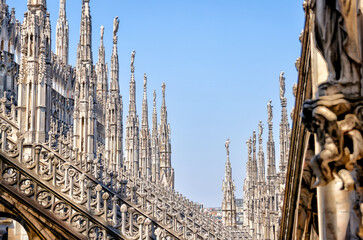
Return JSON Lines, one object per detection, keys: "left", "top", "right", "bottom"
{"left": 279, "top": 71, "right": 285, "bottom": 99}
{"left": 313, "top": 0, "right": 361, "bottom": 95}
{"left": 246, "top": 138, "right": 252, "bottom": 156}
{"left": 130, "top": 50, "right": 135, "bottom": 72}
{"left": 225, "top": 138, "right": 230, "bottom": 156}
{"left": 267, "top": 100, "right": 273, "bottom": 124}
{"left": 100, "top": 25, "right": 104, "bottom": 39}
{"left": 113, "top": 16, "right": 119, "bottom": 37}
{"left": 258, "top": 121, "right": 263, "bottom": 142}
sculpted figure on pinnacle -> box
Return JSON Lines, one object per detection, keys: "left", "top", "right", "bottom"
{"left": 258, "top": 121, "right": 263, "bottom": 144}
{"left": 225, "top": 139, "right": 230, "bottom": 156}
{"left": 130, "top": 50, "right": 135, "bottom": 73}
{"left": 268, "top": 100, "right": 273, "bottom": 124}
{"left": 162, "top": 82, "right": 166, "bottom": 97}
{"left": 113, "top": 16, "right": 119, "bottom": 37}
{"left": 246, "top": 137, "right": 252, "bottom": 156}
{"left": 279, "top": 71, "right": 285, "bottom": 99}
{"left": 100, "top": 25, "right": 104, "bottom": 40}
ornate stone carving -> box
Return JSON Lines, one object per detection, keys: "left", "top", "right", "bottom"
{"left": 302, "top": 95, "right": 363, "bottom": 188}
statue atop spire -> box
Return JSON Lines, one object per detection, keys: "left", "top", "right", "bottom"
{"left": 268, "top": 100, "right": 273, "bottom": 124}
{"left": 130, "top": 50, "right": 136, "bottom": 73}
{"left": 279, "top": 71, "right": 285, "bottom": 100}
{"left": 144, "top": 73, "right": 147, "bottom": 92}
{"left": 246, "top": 137, "right": 252, "bottom": 156}
{"left": 225, "top": 138, "right": 230, "bottom": 156}
{"left": 222, "top": 138, "right": 236, "bottom": 227}
{"left": 162, "top": 82, "right": 166, "bottom": 98}
{"left": 258, "top": 121, "right": 263, "bottom": 145}
{"left": 113, "top": 16, "right": 119, "bottom": 45}
{"left": 153, "top": 90, "right": 156, "bottom": 105}
{"left": 113, "top": 16, "right": 119, "bottom": 37}
{"left": 100, "top": 25, "right": 104, "bottom": 41}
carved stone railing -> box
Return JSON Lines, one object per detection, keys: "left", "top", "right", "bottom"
{"left": 0, "top": 107, "right": 247, "bottom": 239}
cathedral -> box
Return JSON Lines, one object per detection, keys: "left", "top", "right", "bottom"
{"left": 0, "top": 0, "right": 174, "bottom": 188}
{"left": 221, "top": 72, "right": 292, "bottom": 240}
{"left": 6, "top": 0, "right": 359, "bottom": 239}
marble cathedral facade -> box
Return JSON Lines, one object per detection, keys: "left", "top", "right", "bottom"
{"left": 0, "top": 0, "right": 174, "bottom": 188}
{"left": 221, "top": 72, "right": 291, "bottom": 240}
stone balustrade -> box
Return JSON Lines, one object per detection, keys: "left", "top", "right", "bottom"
{"left": 0, "top": 100, "right": 249, "bottom": 239}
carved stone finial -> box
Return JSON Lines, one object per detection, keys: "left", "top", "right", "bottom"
{"left": 130, "top": 50, "right": 135, "bottom": 73}
{"left": 225, "top": 138, "right": 230, "bottom": 156}
{"left": 153, "top": 90, "right": 156, "bottom": 104}
{"left": 144, "top": 73, "right": 147, "bottom": 91}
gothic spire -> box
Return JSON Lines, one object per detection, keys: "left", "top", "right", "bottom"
{"left": 125, "top": 50, "right": 139, "bottom": 176}
{"left": 59, "top": 0, "right": 66, "bottom": 19}
{"left": 267, "top": 100, "right": 276, "bottom": 180}
{"left": 56, "top": 0, "right": 69, "bottom": 65}
{"left": 257, "top": 120, "right": 265, "bottom": 183}
{"left": 160, "top": 82, "right": 167, "bottom": 125}
{"left": 98, "top": 25, "right": 105, "bottom": 65}
{"left": 151, "top": 90, "right": 160, "bottom": 182}
{"left": 139, "top": 73, "right": 151, "bottom": 178}
{"left": 142, "top": 74, "right": 149, "bottom": 128}
{"left": 129, "top": 50, "right": 137, "bottom": 115}
{"left": 104, "top": 18, "right": 123, "bottom": 174}
{"left": 222, "top": 139, "right": 236, "bottom": 228}
{"left": 110, "top": 17, "right": 119, "bottom": 93}
{"left": 252, "top": 130, "right": 258, "bottom": 185}
{"left": 152, "top": 90, "right": 157, "bottom": 137}
{"left": 78, "top": 0, "right": 92, "bottom": 64}
{"left": 246, "top": 137, "right": 252, "bottom": 184}
{"left": 159, "top": 83, "right": 173, "bottom": 188}
{"left": 279, "top": 71, "right": 290, "bottom": 174}
{"left": 96, "top": 25, "right": 108, "bottom": 104}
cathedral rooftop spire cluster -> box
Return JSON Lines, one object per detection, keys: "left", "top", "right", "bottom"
{"left": 1, "top": 0, "right": 174, "bottom": 188}
{"left": 221, "top": 71, "right": 291, "bottom": 239}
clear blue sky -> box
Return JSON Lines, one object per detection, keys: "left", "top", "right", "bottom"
{"left": 9, "top": 0, "right": 304, "bottom": 207}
